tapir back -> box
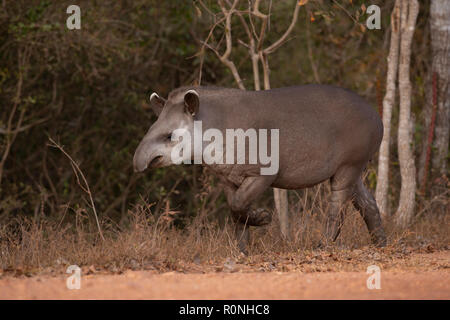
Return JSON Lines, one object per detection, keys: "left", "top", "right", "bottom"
{"left": 192, "top": 85, "right": 382, "bottom": 189}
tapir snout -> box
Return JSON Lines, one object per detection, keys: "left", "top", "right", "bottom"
{"left": 133, "top": 140, "right": 151, "bottom": 172}
{"left": 133, "top": 140, "right": 165, "bottom": 172}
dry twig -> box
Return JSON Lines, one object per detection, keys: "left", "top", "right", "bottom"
{"left": 48, "top": 137, "right": 105, "bottom": 241}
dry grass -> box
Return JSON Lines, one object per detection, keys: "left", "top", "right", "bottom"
{"left": 0, "top": 182, "right": 448, "bottom": 277}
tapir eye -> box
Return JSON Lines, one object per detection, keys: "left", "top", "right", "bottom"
{"left": 166, "top": 133, "right": 172, "bottom": 140}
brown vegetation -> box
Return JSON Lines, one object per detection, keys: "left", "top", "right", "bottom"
{"left": 1, "top": 179, "right": 447, "bottom": 276}
{"left": 0, "top": 0, "right": 448, "bottom": 286}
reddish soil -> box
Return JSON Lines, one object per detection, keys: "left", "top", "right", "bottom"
{"left": 0, "top": 251, "right": 448, "bottom": 300}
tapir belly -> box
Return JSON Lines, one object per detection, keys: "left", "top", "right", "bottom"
{"left": 271, "top": 134, "right": 339, "bottom": 189}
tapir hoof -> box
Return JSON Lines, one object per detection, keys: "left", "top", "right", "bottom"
{"left": 248, "top": 208, "right": 272, "bottom": 226}
{"left": 235, "top": 222, "right": 250, "bottom": 255}
{"left": 372, "top": 233, "right": 387, "bottom": 248}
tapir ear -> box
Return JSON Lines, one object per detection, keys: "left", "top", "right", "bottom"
{"left": 184, "top": 90, "right": 199, "bottom": 116}
{"left": 149, "top": 92, "right": 166, "bottom": 116}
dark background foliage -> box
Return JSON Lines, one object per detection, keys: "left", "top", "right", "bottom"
{"left": 0, "top": 0, "right": 435, "bottom": 228}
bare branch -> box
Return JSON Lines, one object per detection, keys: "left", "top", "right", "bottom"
{"left": 227, "top": 0, "right": 260, "bottom": 90}
{"left": 252, "top": 0, "right": 268, "bottom": 51}
{"left": 248, "top": 1, "right": 260, "bottom": 41}
{"left": 196, "top": 14, "right": 227, "bottom": 85}
{"left": 252, "top": 0, "right": 267, "bottom": 19}
{"left": 219, "top": 0, "right": 239, "bottom": 60}
{"left": 305, "top": 12, "right": 320, "bottom": 83}
{"left": 48, "top": 137, "right": 105, "bottom": 241}
{"left": 237, "top": 38, "right": 250, "bottom": 49}
{"left": 215, "top": 0, "right": 246, "bottom": 89}
{"left": 0, "top": 47, "right": 26, "bottom": 187}
{"left": 0, "top": 117, "right": 50, "bottom": 135}
{"left": 263, "top": 1, "right": 301, "bottom": 55}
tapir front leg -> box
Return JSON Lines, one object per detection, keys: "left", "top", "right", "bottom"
{"left": 222, "top": 176, "right": 276, "bottom": 253}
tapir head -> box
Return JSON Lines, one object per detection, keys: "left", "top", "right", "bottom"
{"left": 133, "top": 89, "right": 199, "bottom": 172}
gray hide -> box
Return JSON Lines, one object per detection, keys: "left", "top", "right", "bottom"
{"left": 133, "top": 85, "right": 387, "bottom": 252}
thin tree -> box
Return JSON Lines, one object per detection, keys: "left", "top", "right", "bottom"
{"left": 376, "top": 0, "right": 401, "bottom": 219}
{"left": 430, "top": 0, "right": 450, "bottom": 177}
{"left": 395, "top": 0, "right": 419, "bottom": 227}
{"left": 418, "top": 0, "right": 450, "bottom": 187}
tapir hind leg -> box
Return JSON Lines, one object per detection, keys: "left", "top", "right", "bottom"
{"left": 222, "top": 176, "right": 276, "bottom": 253}
{"left": 322, "top": 165, "right": 361, "bottom": 245}
{"left": 352, "top": 178, "right": 387, "bottom": 247}
{"left": 323, "top": 187, "right": 353, "bottom": 244}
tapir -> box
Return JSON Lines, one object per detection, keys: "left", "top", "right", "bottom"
{"left": 133, "top": 85, "right": 387, "bottom": 252}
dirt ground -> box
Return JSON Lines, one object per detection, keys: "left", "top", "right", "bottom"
{"left": 0, "top": 251, "right": 448, "bottom": 299}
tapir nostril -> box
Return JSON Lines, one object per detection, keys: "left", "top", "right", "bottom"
{"left": 149, "top": 155, "right": 163, "bottom": 168}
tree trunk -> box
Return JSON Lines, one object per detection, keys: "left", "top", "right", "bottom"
{"left": 395, "top": 0, "right": 419, "bottom": 228}
{"left": 430, "top": 0, "right": 450, "bottom": 177}
{"left": 418, "top": 72, "right": 438, "bottom": 193}
{"left": 273, "top": 188, "right": 289, "bottom": 239}
{"left": 376, "top": 0, "right": 401, "bottom": 219}
{"left": 417, "top": 71, "right": 433, "bottom": 190}
{"left": 260, "top": 54, "right": 290, "bottom": 240}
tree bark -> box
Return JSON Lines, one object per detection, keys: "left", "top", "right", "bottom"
{"left": 418, "top": 0, "right": 450, "bottom": 187}
{"left": 419, "top": 72, "right": 438, "bottom": 193}
{"left": 417, "top": 70, "right": 434, "bottom": 189}
{"left": 395, "top": 0, "right": 419, "bottom": 228}
{"left": 430, "top": 0, "right": 450, "bottom": 177}
{"left": 376, "top": 0, "right": 401, "bottom": 219}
